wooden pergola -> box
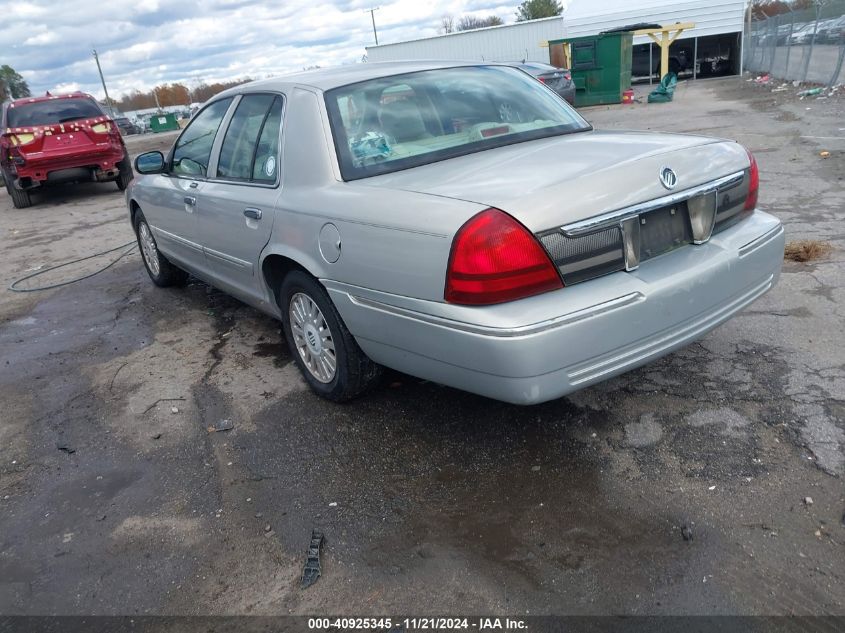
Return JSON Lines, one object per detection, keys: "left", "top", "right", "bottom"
{"left": 631, "top": 22, "right": 696, "bottom": 78}
{"left": 543, "top": 22, "right": 695, "bottom": 79}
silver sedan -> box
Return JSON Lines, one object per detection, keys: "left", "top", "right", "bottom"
{"left": 127, "top": 61, "right": 784, "bottom": 404}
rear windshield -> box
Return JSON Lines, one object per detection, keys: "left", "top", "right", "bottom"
{"left": 6, "top": 97, "right": 103, "bottom": 128}
{"left": 325, "top": 65, "right": 590, "bottom": 180}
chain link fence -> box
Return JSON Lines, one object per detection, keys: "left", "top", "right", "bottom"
{"left": 745, "top": 1, "right": 845, "bottom": 86}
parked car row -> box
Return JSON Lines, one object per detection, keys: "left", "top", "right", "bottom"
{"left": 755, "top": 17, "right": 845, "bottom": 47}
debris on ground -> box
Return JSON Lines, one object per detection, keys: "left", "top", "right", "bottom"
{"left": 207, "top": 419, "right": 234, "bottom": 433}
{"left": 753, "top": 74, "right": 771, "bottom": 85}
{"left": 804, "top": 496, "right": 814, "bottom": 506}
{"left": 681, "top": 525, "right": 694, "bottom": 541}
{"left": 142, "top": 397, "right": 186, "bottom": 414}
{"left": 56, "top": 441, "right": 75, "bottom": 454}
{"left": 797, "top": 87, "right": 824, "bottom": 98}
{"left": 784, "top": 240, "right": 833, "bottom": 263}
{"left": 819, "top": 151, "right": 830, "bottom": 159}
{"left": 170, "top": 406, "right": 179, "bottom": 414}
{"left": 328, "top": 502, "right": 338, "bottom": 507}
{"left": 151, "top": 433, "right": 162, "bottom": 440}
{"left": 648, "top": 72, "right": 678, "bottom": 103}
{"left": 264, "top": 524, "right": 272, "bottom": 532}
{"left": 301, "top": 529, "right": 324, "bottom": 589}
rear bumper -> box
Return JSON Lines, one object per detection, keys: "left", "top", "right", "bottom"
{"left": 13, "top": 145, "right": 125, "bottom": 186}
{"left": 326, "top": 211, "right": 785, "bottom": 405}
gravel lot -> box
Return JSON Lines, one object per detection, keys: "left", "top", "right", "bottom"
{"left": 0, "top": 77, "right": 843, "bottom": 617}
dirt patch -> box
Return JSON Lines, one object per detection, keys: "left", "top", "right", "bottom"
{"left": 784, "top": 240, "right": 834, "bottom": 262}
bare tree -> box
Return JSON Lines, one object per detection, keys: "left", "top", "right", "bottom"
{"left": 457, "top": 15, "right": 504, "bottom": 31}
{"left": 440, "top": 14, "right": 455, "bottom": 34}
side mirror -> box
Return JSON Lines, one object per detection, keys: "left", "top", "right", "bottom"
{"left": 135, "top": 151, "right": 165, "bottom": 174}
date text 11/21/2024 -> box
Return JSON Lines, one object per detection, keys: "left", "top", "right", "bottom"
{"left": 307, "top": 617, "right": 528, "bottom": 630}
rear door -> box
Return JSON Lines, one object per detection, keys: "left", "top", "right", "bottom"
{"left": 139, "top": 98, "right": 234, "bottom": 275}
{"left": 199, "top": 94, "right": 283, "bottom": 302}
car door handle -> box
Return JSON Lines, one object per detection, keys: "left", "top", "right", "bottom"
{"left": 184, "top": 196, "right": 197, "bottom": 206}
{"left": 189, "top": 181, "right": 199, "bottom": 189}
{"left": 243, "top": 208, "right": 262, "bottom": 220}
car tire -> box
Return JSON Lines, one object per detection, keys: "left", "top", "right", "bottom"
{"left": 280, "top": 270, "right": 382, "bottom": 402}
{"left": 133, "top": 209, "right": 189, "bottom": 287}
{"left": 4, "top": 172, "right": 32, "bottom": 209}
{"left": 116, "top": 153, "right": 134, "bottom": 191}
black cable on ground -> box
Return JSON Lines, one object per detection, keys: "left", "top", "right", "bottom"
{"left": 8, "top": 241, "right": 138, "bottom": 293}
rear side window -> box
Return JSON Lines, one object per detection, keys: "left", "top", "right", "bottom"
{"left": 6, "top": 97, "right": 103, "bottom": 127}
{"left": 171, "top": 98, "right": 233, "bottom": 178}
{"left": 216, "top": 94, "right": 282, "bottom": 183}
{"left": 252, "top": 98, "right": 283, "bottom": 183}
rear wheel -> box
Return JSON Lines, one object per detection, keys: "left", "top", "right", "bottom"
{"left": 116, "top": 153, "right": 133, "bottom": 191}
{"left": 280, "top": 271, "right": 382, "bottom": 402}
{"left": 134, "top": 209, "right": 188, "bottom": 287}
{"left": 4, "top": 172, "right": 32, "bottom": 209}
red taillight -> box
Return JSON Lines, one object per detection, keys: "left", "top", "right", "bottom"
{"left": 445, "top": 208, "right": 563, "bottom": 305}
{"left": 537, "top": 77, "right": 546, "bottom": 83}
{"left": 564, "top": 72, "right": 571, "bottom": 81}
{"left": 744, "top": 148, "right": 759, "bottom": 210}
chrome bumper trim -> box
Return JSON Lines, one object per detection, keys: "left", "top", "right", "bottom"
{"left": 561, "top": 171, "right": 745, "bottom": 237}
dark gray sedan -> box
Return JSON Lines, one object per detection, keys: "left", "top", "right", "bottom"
{"left": 509, "top": 62, "right": 576, "bottom": 105}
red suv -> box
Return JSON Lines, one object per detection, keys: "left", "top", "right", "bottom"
{"left": 1, "top": 92, "right": 132, "bottom": 208}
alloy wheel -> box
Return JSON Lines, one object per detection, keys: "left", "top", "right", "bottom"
{"left": 289, "top": 292, "right": 337, "bottom": 383}
{"left": 138, "top": 222, "right": 160, "bottom": 276}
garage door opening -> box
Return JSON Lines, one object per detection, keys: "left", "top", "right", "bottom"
{"left": 633, "top": 33, "right": 741, "bottom": 83}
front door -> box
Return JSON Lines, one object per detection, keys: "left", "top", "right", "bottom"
{"left": 199, "top": 94, "right": 283, "bottom": 302}
{"left": 141, "top": 97, "right": 234, "bottom": 275}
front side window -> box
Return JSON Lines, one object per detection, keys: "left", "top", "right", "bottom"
{"left": 171, "top": 98, "right": 233, "bottom": 177}
{"left": 7, "top": 97, "right": 103, "bottom": 127}
{"left": 216, "top": 94, "right": 282, "bottom": 182}
{"left": 325, "top": 65, "right": 590, "bottom": 181}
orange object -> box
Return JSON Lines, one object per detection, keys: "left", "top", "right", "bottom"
{"left": 622, "top": 88, "right": 635, "bottom": 104}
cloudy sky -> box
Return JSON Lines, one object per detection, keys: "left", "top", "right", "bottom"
{"left": 2, "top": 0, "right": 528, "bottom": 100}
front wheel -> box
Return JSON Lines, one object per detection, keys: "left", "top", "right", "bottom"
{"left": 134, "top": 210, "right": 188, "bottom": 287}
{"left": 280, "top": 271, "right": 382, "bottom": 402}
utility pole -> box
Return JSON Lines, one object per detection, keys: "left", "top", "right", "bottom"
{"left": 365, "top": 7, "right": 380, "bottom": 46}
{"left": 92, "top": 49, "right": 112, "bottom": 107}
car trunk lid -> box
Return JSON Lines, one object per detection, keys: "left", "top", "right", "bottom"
{"left": 359, "top": 129, "right": 747, "bottom": 233}
{"left": 4, "top": 116, "right": 119, "bottom": 159}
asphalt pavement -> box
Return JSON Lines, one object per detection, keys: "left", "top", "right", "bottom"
{"left": 0, "top": 78, "right": 843, "bottom": 618}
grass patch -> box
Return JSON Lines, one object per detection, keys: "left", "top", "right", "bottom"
{"left": 784, "top": 240, "right": 833, "bottom": 263}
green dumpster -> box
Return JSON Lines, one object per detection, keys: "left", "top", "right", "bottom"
{"left": 550, "top": 32, "right": 633, "bottom": 107}
{"left": 149, "top": 112, "right": 180, "bottom": 133}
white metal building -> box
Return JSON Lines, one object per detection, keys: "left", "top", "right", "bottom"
{"left": 366, "top": 0, "right": 748, "bottom": 77}
{"left": 565, "top": 0, "right": 746, "bottom": 46}
{"left": 565, "top": 0, "right": 747, "bottom": 77}
{"left": 365, "top": 16, "right": 565, "bottom": 64}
